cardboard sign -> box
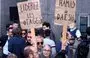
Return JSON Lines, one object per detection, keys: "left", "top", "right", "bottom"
{"left": 54, "top": 0, "right": 76, "bottom": 25}
{"left": 17, "top": 0, "right": 42, "bottom": 29}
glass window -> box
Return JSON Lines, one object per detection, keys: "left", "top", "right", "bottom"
{"left": 80, "top": 16, "right": 88, "bottom": 37}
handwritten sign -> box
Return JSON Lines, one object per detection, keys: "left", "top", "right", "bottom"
{"left": 17, "top": 0, "right": 42, "bottom": 29}
{"left": 54, "top": 0, "right": 76, "bottom": 25}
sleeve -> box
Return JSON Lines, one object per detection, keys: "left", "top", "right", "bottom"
{"left": 51, "top": 40, "right": 56, "bottom": 57}
{"left": 56, "top": 40, "right": 62, "bottom": 53}
{"left": 50, "top": 31, "right": 56, "bottom": 43}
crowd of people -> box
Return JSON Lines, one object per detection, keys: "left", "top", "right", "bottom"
{"left": 0, "top": 21, "right": 90, "bottom": 58}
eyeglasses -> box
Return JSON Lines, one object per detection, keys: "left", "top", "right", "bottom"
{"left": 37, "top": 42, "right": 43, "bottom": 45}
{"left": 27, "top": 36, "right": 32, "bottom": 38}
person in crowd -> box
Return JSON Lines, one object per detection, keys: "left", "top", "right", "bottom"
{"left": 55, "top": 31, "right": 75, "bottom": 58}
{"left": 68, "top": 22, "right": 82, "bottom": 56}
{"left": 36, "top": 36, "right": 43, "bottom": 52}
{"left": 26, "top": 31, "right": 32, "bottom": 46}
{"left": 7, "top": 53, "right": 17, "bottom": 58}
{"left": 6, "top": 23, "right": 13, "bottom": 31}
{"left": 8, "top": 28, "right": 26, "bottom": 58}
{"left": 86, "top": 27, "right": 90, "bottom": 58}
{"left": 36, "top": 35, "right": 44, "bottom": 58}
{"left": 68, "top": 22, "right": 81, "bottom": 39}
{"left": 21, "top": 29, "right": 27, "bottom": 41}
{"left": 42, "top": 22, "right": 56, "bottom": 43}
{"left": 24, "top": 46, "right": 34, "bottom": 58}
{"left": 55, "top": 50, "right": 66, "bottom": 58}
{"left": 76, "top": 27, "right": 90, "bottom": 58}
{"left": 2, "top": 28, "right": 13, "bottom": 58}
{"left": 0, "top": 24, "right": 13, "bottom": 48}
{"left": 42, "top": 44, "right": 52, "bottom": 58}
{"left": 43, "top": 29, "right": 56, "bottom": 57}
{"left": 12, "top": 22, "right": 19, "bottom": 29}
{"left": 24, "top": 46, "right": 39, "bottom": 58}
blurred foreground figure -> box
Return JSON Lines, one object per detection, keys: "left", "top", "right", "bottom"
{"left": 42, "top": 45, "right": 52, "bottom": 58}
{"left": 76, "top": 27, "right": 90, "bottom": 58}
{"left": 7, "top": 53, "right": 17, "bottom": 58}
{"left": 2, "top": 28, "right": 13, "bottom": 58}
{"left": 8, "top": 28, "right": 25, "bottom": 58}
{"left": 43, "top": 29, "right": 56, "bottom": 57}
{"left": 42, "top": 22, "right": 56, "bottom": 43}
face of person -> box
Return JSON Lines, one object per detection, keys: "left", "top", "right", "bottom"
{"left": 37, "top": 36, "right": 43, "bottom": 50}
{"left": 13, "top": 23, "right": 18, "bottom": 29}
{"left": 69, "top": 23, "right": 75, "bottom": 29}
{"left": 27, "top": 33, "right": 32, "bottom": 43}
{"left": 28, "top": 53, "right": 34, "bottom": 58}
{"left": 43, "top": 45, "right": 51, "bottom": 58}
{"left": 42, "top": 25, "right": 49, "bottom": 30}
{"left": 22, "top": 30, "right": 26, "bottom": 38}
{"left": 66, "top": 32, "right": 72, "bottom": 39}
{"left": 9, "top": 25, "right": 13, "bottom": 28}
{"left": 8, "top": 29, "right": 13, "bottom": 37}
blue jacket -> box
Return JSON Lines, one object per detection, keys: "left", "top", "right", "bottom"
{"left": 8, "top": 35, "right": 25, "bottom": 58}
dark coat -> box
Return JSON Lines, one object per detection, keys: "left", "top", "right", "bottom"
{"left": 0, "top": 35, "right": 8, "bottom": 47}
{"left": 8, "top": 35, "right": 25, "bottom": 58}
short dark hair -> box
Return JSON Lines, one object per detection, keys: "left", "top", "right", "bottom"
{"left": 35, "top": 28, "right": 44, "bottom": 36}
{"left": 86, "top": 27, "right": 90, "bottom": 36}
{"left": 42, "top": 22, "right": 51, "bottom": 28}
{"left": 12, "top": 28, "right": 21, "bottom": 36}
{"left": 44, "top": 29, "right": 51, "bottom": 37}
{"left": 21, "top": 29, "right": 27, "bottom": 33}
{"left": 6, "top": 23, "right": 13, "bottom": 30}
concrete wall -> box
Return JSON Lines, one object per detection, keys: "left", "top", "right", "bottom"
{"left": 0, "top": 0, "right": 1, "bottom": 36}
{"left": 76, "top": 0, "right": 90, "bottom": 27}
{"left": 1, "top": 0, "right": 17, "bottom": 36}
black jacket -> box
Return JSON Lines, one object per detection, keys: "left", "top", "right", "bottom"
{"left": 0, "top": 35, "right": 8, "bottom": 47}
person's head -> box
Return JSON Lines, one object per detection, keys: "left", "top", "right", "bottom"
{"left": 6, "top": 23, "right": 13, "bottom": 30}
{"left": 66, "top": 32, "right": 75, "bottom": 45}
{"left": 86, "top": 27, "right": 90, "bottom": 36}
{"left": 27, "top": 31, "right": 32, "bottom": 43}
{"left": 44, "top": 29, "right": 51, "bottom": 37}
{"left": 7, "top": 28, "right": 13, "bottom": 37}
{"left": 7, "top": 53, "right": 17, "bottom": 58}
{"left": 24, "top": 46, "right": 34, "bottom": 58}
{"left": 68, "top": 22, "right": 76, "bottom": 29}
{"left": 36, "top": 36, "right": 43, "bottom": 50}
{"left": 21, "top": 29, "right": 27, "bottom": 38}
{"left": 68, "top": 36, "right": 75, "bottom": 45}
{"left": 42, "top": 22, "right": 51, "bottom": 30}
{"left": 13, "top": 23, "right": 18, "bottom": 29}
{"left": 66, "top": 32, "right": 72, "bottom": 39}
{"left": 43, "top": 45, "right": 52, "bottom": 58}
{"left": 12, "top": 28, "right": 21, "bottom": 36}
